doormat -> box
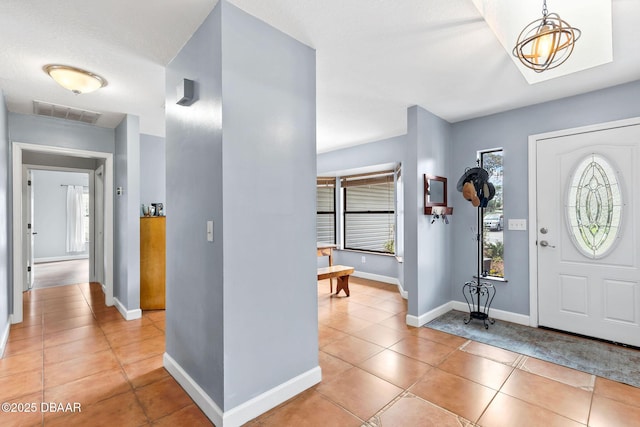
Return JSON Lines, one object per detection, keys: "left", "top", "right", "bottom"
{"left": 425, "top": 310, "right": 640, "bottom": 388}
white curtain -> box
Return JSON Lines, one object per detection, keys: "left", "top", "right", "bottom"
{"left": 66, "top": 185, "right": 85, "bottom": 253}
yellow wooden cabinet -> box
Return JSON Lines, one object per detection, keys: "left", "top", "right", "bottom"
{"left": 140, "top": 216, "right": 166, "bottom": 310}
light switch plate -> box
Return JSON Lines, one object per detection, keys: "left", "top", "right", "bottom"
{"left": 207, "top": 220, "right": 214, "bottom": 242}
{"left": 508, "top": 219, "right": 527, "bottom": 231}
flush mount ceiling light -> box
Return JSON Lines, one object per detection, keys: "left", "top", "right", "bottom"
{"left": 43, "top": 64, "right": 108, "bottom": 94}
{"left": 512, "top": 0, "right": 581, "bottom": 73}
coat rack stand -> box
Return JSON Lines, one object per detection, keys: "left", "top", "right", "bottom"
{"left": 462, "top": 206, "right": 496, "bottom": 329}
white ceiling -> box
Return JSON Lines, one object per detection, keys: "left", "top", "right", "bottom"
{"left": 1, "top": 0, "right": 639, "bottom": 153}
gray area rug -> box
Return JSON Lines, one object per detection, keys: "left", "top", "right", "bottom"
{"left": 426, "top": 310, "right": 640, "bottom": 388}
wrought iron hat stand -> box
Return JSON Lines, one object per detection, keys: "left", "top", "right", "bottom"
{"left": 457, "top": 162, "right": 496, "bottom": 329}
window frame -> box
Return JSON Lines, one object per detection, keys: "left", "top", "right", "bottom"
{"left": 316, "top": 177, "right": 336, "bottom": 245}
{"left": 341, "top": 170, "right": 396, "bottom": 255}
{"left": 479, "top": 148, "right": 505, "bottom": 279}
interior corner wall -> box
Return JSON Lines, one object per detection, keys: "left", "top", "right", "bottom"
{"left": 450, "top": 79, "right": 640, "bottom": 316}
{"left": 0, "top": 91, "right": 10, "bottom": 353}
{"left": 140, "top": 134, "right": 166, "bottom": 207}
{"left": 317, "top": 134, "right": 406, "bottom": 280}
{"left": 405, "top": 105, "right": 452, "bottom": 320}
{"left": 165, "top": 2, "right": 225, "bottom": 409}
{"left": 114, "top": 115, "right": 141, "bottom": 311}
{"left": 220, "top": 0, "right": 318, "bottom": 412}
{"left": 317, "top": 135, "right": 406, "bottom": 173}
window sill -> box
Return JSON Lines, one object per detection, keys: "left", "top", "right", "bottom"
{"left": 339, "top": 248, "right": 397, "bottom": 258}
{"left": 474, "top": 275, "right": 508, "bottom": 283}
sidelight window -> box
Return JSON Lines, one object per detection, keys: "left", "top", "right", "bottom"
{"left": 481, "top": 149, "right": 504, "bottom": 278}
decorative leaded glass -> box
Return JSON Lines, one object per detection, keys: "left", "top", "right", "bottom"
{"left": 566, "top": 154, "right": 622, "bottom": 258}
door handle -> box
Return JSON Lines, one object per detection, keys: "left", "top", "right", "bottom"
{"left": 539, "top": 240, "right": 555, "bottom": 248}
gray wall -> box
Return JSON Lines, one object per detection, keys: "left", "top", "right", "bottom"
{"left": 8, "top": 113, "right": 114, "bottom": 153}
{"left": 22, "top": 151, "right": 97, "bottom": 170}
{"left": 317, "top": 134, "right": 405, "bottom": 279}
{"left": 332, "top": 251, "right": 399, "bottom": 278}
{"left": 32, "top": 170, "right": 89, "bottom": 260}
{"left": 165, "top": 1, "right": 225, "bottom": 407}
{"left": 114, "top": 115, "right": 141, "bottom": 311}
{"left": 0, "top": 91, "right": 10, "bottom": 350}
{"left": 165, "top": 0, "right": 317, "bottom": 415}
{"left": 405, "top": 106, "right": 452, "bottom": 318}
{"left": 451, "top": 79, "right": 640, "bottom": 315}
{"left": 221, "top": 1, "right": 317, "bottom": 410}
{"left": 317, "top": 108, "right": 454, "bottom": 320}
{"left": 319, "top": 81, "right": 640, "bottom": 320}
{"left": 140, "top": 134, "right": 166, "bottom": 208}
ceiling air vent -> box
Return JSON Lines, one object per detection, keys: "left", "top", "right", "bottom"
{"left": 33, "top": 100, "right": 101, "bottom": 125}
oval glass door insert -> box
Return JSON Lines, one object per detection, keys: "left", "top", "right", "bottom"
{"left": 566, "top": 154, "right": 623, "bottom": 259}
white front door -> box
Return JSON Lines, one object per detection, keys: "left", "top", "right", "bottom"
{"left": 536, "top": 122, "right": 640, "bottom": 347}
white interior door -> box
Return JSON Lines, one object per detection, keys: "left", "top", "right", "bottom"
{"left": 23, "top": 167, "right": 34, "bottom": 290}
{"left": 94, "top": 164, "right": 105, "bottom": 285}
{"left": 537, "top": 123, "right": 640, "bottom": 346}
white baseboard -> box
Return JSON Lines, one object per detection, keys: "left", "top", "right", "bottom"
{"left": 396, "top": 280, "right": 408, "bottom": 300}
{"left": 352, "top": 271, "right": 407, "bottom": 299}
{"left": 0, "top": 316, "right": 11, "bottom": 359}
{"left": 164, "top": 352, "right": 322, "bottom": 427}
{"left": 406, "top": 301, "right": 531, "bottom": 328}
{"left": 223, "top": 365, "right": 322, "bottom": 426}
{"left": 34, "top": 255, "right": 89, "bottom": 263}
{"left": 406, "top": 301, "right": 454, "bottom": 327}
{"left": 113, "top": 297, "right": 142, "bottom": 321}
{"left": 163, "top": 353, "right": 224, "bottom": 426}
{"left": 450, "top": 301, "right": 530, "bottom": 326}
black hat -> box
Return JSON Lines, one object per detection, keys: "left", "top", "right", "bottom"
{"left": 486, "top": 182, "right": 496, "bottom": 201}
{"left": 478, "top": 182, "right": 495, "bottom": 208}
{"left": 456, "top": 167, "right": 489, "bottom": 192}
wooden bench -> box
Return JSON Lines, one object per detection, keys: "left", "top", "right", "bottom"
{"left": 317, "top": 265, "right": 355, "bottom": 297}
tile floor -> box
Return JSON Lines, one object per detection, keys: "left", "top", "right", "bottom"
{"left": 249, "top": 277, "right": 640, "bottom": 427}
{"left": 2, "top": 278, "right": 640, "bottom": 426}
{"left": 1, "top": 282, "right": 211, "bottom": 426}
{"left": 32, "top": 259, "right": 89, "bottom": 289}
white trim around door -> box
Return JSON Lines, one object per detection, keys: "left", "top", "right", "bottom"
{"left": 527, "top": 116, "right": 640, "bottom": 329}
{"left": 11, "top": 142, "right": 114, "bottom": 324}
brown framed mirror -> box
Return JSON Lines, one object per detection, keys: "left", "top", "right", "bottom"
{"left": 424, "top": 174, "right": 452, "bottom": 215}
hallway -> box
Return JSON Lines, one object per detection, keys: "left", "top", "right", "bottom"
{"left": 0, "top": 283, "right": 211, "bottom": 426}
{"left": 2, "top": 279, "right": 640, "bottom": 426}
{"left": 32, "top": 259, "right": 89, "bottom": 289}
